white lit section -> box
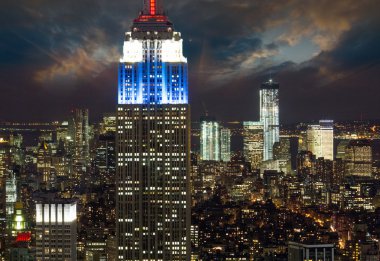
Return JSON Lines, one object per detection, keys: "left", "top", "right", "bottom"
{"left": 162, "top": 38, "right": 187, "bottom": 63}
{"left": 51, "top": 204, "right": 56, "bottom": 223}
{"left": 36, "top": 204, "right": 43, "bottom": 223}
{"left": 120, "top": 36, "right": 143, "bottom": 63}
{"left": 57, "top": 204, "right": 63, "bottom": 223}
{"left": 64, "top": 204, "right": 77, "bottom": 223}
{"left": 44, "top": 204, "right": 49, "bottom": 222}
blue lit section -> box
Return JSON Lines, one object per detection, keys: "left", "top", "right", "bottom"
{"left": 118, "top": 34, "right": 188, "bottom": 105}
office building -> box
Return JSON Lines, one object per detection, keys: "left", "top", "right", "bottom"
{"left": 243, "top": 121, "right": 264, "bottom": 169}
{"left": 6, "top": 170, "right": 17, "bottom": 217}
{"left": 70, "top": 108, "right": 90, "bottom": 164}
{"left": 116, "top": 0, "right": 191, "bottom": 259}
{"left": 307, "top": 120, "right": 334, "bottom": 160}
{"left": 220, "top": 127, "right": 231, "bottom": 162}
{"left": 36, "top": 141, "right": 54, "bottom": 190}
{"left": 344, "top": 139, "right": 372, "bottom": 177}
{"left": 260, "top": 79, "right": 279, "bottom": 161}
{"left": 200, "top": 116, "right": 220, "bottom": 161}
{"left": 35, "top": 200, "right": 77, "bottom": 261}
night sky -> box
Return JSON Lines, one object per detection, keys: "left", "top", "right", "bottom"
{"left": 1, "top": 0, "right": 380, "bottom": 123}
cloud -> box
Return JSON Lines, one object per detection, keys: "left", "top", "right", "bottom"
{"left": 34, "top": 29, "right": 119, "bottom": 84}
{"left": 0, "top": 0, "right": 380, "bottom": 122}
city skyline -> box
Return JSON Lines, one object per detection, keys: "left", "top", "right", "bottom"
{"left": 1, "top": 1, "right": 380, "bottom": 259}
{"left": 1, "top": 0, "right": 380, "bottom": 123}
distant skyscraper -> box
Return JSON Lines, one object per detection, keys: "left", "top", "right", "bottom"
{"left": 5, "top": 170, "right": 17, "bottom": 217}
{"left": 344, "top": 139, "right": 372, "bottom": 177}
{"left": 70, "top": 109, "right": 89, "bottom": 164}
{"left": 35, "top": 200, "right": 77, "bottom": 261}
{"left": 220, "top": 128, "right": 231, "bottom": 162}
{"left": 307, "top": 120, "right": 334, "bottom": 160}
{"left": 260, "top": 79, "right": 280, "bottom": 161}
{"left": 243, "top": 122, "right": 264, "bottom": 169}
{"left": 116, "top": 0, "right": 190, "bottom": 260}
{"left": 200, "top": 116, "right": 220, "bottom": 161}
{"left": 37, "top": 141, "right": 55, "bottom": 190}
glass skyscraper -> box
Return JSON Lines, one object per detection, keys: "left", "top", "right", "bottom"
{"left": 116, "top": 0, "right": 190, "bottom": 260}
{"left": 307, "top": 120, "right": 334, "bottom": 161}
{"left": 200, "top": 116, "right": 220, "bottom": 161}
{"left": 243, "top": 121, "right": 264, "bottom": 170}
{"left": 220, "top": 128, "right": 231, "bottom": 162}
{"left": 260, "top": 79, "right": 280, "bottom": 161}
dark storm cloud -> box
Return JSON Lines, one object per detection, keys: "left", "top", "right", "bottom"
{"left": 0, "top": 0, "right": 379, "bottom": 122}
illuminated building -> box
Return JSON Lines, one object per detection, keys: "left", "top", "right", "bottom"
{"left": 288, "top": 242, "right": 335, "bottom": 261}
{"left": 100, "top": 113, "right": 117, "bottom": 134}
{"left": 36, "top": 141, "right": 55, "bottom": 190}
{"left": 6, "top": 170, "right": 17, "bottom": 217}
{"left": 95, "top": 134, "right": 116, "bottom": 185}
{"left": 307, "top": 120, "right": 334, "bottom": 160}
{"left": 35, "top": 200, "right": 77, "bottom": 261}
{"left": 260, "top": 79, "right": 279, "bottom": 161}
{"left": 116, "top": 0, "right": 190, "bottom": 259}
{"left": 0, "top": 138, "right": 10, "bottom": 178}
{"left": 296, "top": 151, "right": 316, "bottom": 177}
{"left": 344, "top": 139, "right": 372, "bottom": 177}
{"left": 220, "top": 128, "right": 231, "bottom": 162}
{"left": 11, "top": 202, "right": 26, "bottom": 236}
{"left": 70, "top": 108, "right": 90, "bottom": 164}
{"left": 243, "top": 121, "right": 264, "bottom": 169}
{"left": 315, "top": 158, "right": 333, "bottom": 186}
{"left": 336, "top": 140, "right": 350, "bottom": 159}
{"left": 200, "top": 116, "right": 220, "bottom": 161}
{"left": 341, "top": 178, "right": 376, "bottom": 212}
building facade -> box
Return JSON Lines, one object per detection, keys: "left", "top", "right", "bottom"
{"left": 35, "top": 201, "right": 77, "bottom": 261}
{"left": 243, "top": 121, "right": 264, "bottom": 170}
{"left": 344, "top": 139, "right": 372, "bottom": 177}
{"left": 220, "top": 128, "right": 231, "bottom": 162}
{"left": 260, "top": 79, "right": 279, "bottom": 161}
{"left": 116, "top": 0, "right": 191, "bottom": 260}
{"left": 70, "top": 108, "right": 90, "bottom": 165}
{"left": 307, "top": 120, "right": 334, "bottom": 160}
{"left": 200, "top": 116, "right": 220, "bottom": 161}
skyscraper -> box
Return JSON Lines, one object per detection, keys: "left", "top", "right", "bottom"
{"left": 260, "top": 79, "right": 280, "bottom": 161}
{"left": 200, "top": 116, "right": 220, "bottom": 161}
{"left": 220, "top": 128, "right": 231, "bottom": 162}
{"left": 344, "top": 139, "right": 372, "bottom": 177}
{"left": 116, "top": 0, "right": 190, "bottom": 260}
{"left": 307, "top": 120, "right": 334, "bottom": 160}
{"left": 35, "top": 200, "right": 77, "bottom": 261}
{"left": 243, "top": 121, "right": 264, "bottom": 170}
{"left": 70, "top": 108, "right": 90, "bottom": 164}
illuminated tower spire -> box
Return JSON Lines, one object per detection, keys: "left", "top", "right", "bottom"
{"left": 143, "top": 0, "right": 163, "bottom": 16}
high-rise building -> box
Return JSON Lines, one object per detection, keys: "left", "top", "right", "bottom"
{"left": 100, "top": 113, "right": 117, "bottom": 134}
{"left": 260, "top": 79, "right": 279, "bottom": 161}
{"left": 220, "top": 128, "right": 231, "bottom": 162}
{"left": 35, "top": 200, "right": 77, "bottom": 261}
{"left": 200, "top": 116, "right": 220, "bottom": 161}
{"left": 6, "top": 170, "right": 17, "bottom": 217}
{"left": 243, "top": 122, "right": 264, "bottom": 170}
{"left": 296, "top": 151, "right": 316, "bottom": 177}
{"left": 70, "top": 109, "right": 90, "bottom": 164}
{"left": 307, "top": 120, "right": 334, "bottom": 160}
{"left": 116, "top": 0, "right": 190, "bottom": 260}
{"left": 344, "top": 139, "right": 372, "bottom": 177}
{"left": 37, "top": 141, "right": 54, "bottom": 190}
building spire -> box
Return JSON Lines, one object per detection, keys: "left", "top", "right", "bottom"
{"left": 143, "top": 0, "right": 163, "bottom": 16}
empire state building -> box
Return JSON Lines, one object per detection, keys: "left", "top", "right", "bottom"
{"left": 116, "top": 0, "right": 191, "bottom": 260}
